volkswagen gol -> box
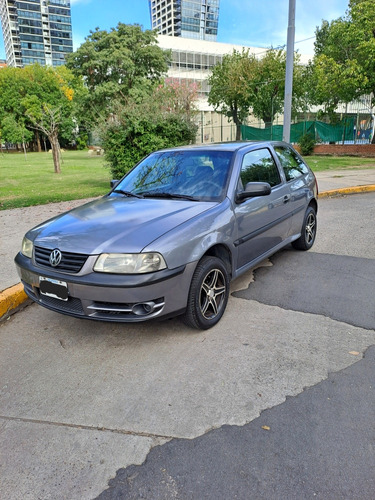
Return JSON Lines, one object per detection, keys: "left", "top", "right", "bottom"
{"left": 15, "top": 142, "right": 318, "bottom": 329}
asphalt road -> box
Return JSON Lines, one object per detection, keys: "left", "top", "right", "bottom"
{"left": 1, "top": 193, "right": 374, "bottom": 499}
{"left": 97, "top": 346, "right": 375, "bottom": 500}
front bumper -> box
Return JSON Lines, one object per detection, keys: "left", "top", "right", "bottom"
{"left": 15, "top": 252, "right": 196, "bottom": 322}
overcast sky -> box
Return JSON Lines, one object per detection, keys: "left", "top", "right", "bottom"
{"left": 0, "top": 0, "right": 350, "bottom": 61}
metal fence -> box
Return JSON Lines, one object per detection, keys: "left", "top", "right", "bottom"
{"left": 196, "top": 113, "right": 373, "bottom": 145}
{"left": 195, "top": 94, "right": 374, "bottom": 144}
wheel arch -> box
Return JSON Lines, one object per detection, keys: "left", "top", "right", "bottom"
{"left": 309, "top": 197, "right": 318, "bottom": 214}
{"left": 202, "top": 244, "right": 233, "bottom": 279}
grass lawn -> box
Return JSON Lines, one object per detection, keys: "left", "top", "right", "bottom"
{"left": 1, "top": 149, "right": 375, "bottom": 210}
{"left": 0, "top": 150, "right": 111, "bottom": 210}
{"left": 304, "top": 155, "right": 375, "bottom": 171}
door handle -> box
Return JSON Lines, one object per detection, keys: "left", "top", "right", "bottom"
{"left": 283, "top": 195, "right": 291, "bottom": 203}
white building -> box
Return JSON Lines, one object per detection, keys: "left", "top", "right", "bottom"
{"left": 157, "top": 35, "right": 313, "bottom": 142}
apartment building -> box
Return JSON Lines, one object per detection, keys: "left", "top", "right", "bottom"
{"left": 0, "top": 0, "right": 73, "bottom": 67}
{"left": 149, "top": 0, "right": 219, "bottom": 41}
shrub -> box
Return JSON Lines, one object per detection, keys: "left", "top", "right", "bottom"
{"left": 298, "top": 133, "right": 316, "bottom": 156}
{"left": 75, "top": 134, "right": 88, "bottom": 150}
{"left": 102, "top": 116, "right": 197, "bottom": 179}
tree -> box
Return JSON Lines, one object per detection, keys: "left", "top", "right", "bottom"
{"left": 311, "top": 16, "right": 366, "bottom": 115}
{"left": 66, "top": 23, "right": 170, "bottom": 121}
{"left": 0, "top": 64, "right": 79, "bottom": 171}
{"left": 67, "top": 24, "right": 198, "bottom": 176}
{"left": 251, "top": 49, "right": 288, "bottom": 127}
{"left": 22, "top": 66, "right": 76, "bottom": 173}
{"left": 0, "top": 115, "right": 33, "bottom": 158}
{"left": 349, "top": 0, "right": 375, "bottom": 109}
{"left": 101, "top": 80, "right": 198, "bottom": 178}
{"left": 208, "top": 49, "right": 258, "bottom": 140}
{"left": 311, "top": 0, "right": 375, "bottom": 141}
{"left": 24, "top": 101, "right": 66, "bottom": 173}
{"left": 155, "top": 78, "right": 199, "bottom": 121}
{"left": 307, "top": 54, "right": 365, "bottom": 118}
{"left": 0, "top": 67, "right": 30, "bottom": 147}
{"left": 208, "top": 49, "right": 307, "bottom": 138}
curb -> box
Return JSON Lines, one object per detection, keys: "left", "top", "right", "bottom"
{"left": 319, "top": 184, "right": 375, "bottom": 198}
{"left": 0, "top": 284, "right": 31, "bottom": 322}
{"left": 1, "top": 184, "right": 375, "bottom": 321}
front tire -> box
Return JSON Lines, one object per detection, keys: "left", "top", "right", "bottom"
{"left": 183, "top": 256, "right": 230, "bottom": 330}
{"left": 292, "top": 206, "right": 317, "bottom": 250}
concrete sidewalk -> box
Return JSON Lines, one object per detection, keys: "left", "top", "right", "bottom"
{"left": 316, "top": 168, "right": 375, "bottom": 196}
{"left": 1, "top": 168, "right": 375, "bottom": 320}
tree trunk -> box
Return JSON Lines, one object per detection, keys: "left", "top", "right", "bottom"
{"left": 36, "top": 130, "right": 42, "bottom": 152}
{"left": 263, "top": 118, "right": 273, "bottom": 128}
{"left": 235, "top": 123, "right": 241, "bottom": 141}
{"left": 22, "top": 141, "right": 27, "bottom": 160}
{"left": 231, "top": 106, "right": 242, "bottom": 141}
{"left": 233, "top": 113, "right": 241, "bottom": 141}
{"left": 50, "top": 133, "right": 61, "bottom": 173}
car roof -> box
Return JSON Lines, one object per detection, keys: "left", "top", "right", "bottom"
{"left": 156, "top": 141, "right": 289, "bottom": 154}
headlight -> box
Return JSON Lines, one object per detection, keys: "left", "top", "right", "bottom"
{"left": 21, "top": 237, "right": 33, "bottom": 258}
{"left": 94, "top": 253, "right": 167, "bottom": 274}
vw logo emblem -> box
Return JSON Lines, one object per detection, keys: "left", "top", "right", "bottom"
{"left": 49, "top": 249, "right": 62, "bottom": 267}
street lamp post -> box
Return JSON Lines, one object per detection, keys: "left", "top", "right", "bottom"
{"left": 282, "top": 0, "right": 296, "bottom": 143}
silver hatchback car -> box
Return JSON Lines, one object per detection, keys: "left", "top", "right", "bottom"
{"left": 15, "top": 141, "right": 318, "bottom": 329}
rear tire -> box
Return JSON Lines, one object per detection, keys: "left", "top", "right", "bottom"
{"left": 292, "top": 206, "right": 317, "bottom": 251}
{"left": 183, "top": 256, "right": 229, "bottom": 330}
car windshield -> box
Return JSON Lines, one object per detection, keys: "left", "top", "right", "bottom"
{"left": 112, "top": 150, "right": 234, "bottom": 202}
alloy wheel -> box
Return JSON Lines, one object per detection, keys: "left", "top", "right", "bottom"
{"left": 199, "top": 268, "right": 226, "bottom": 320}
{"left": 305, "top": 212, "right": 316, "bottom": 245}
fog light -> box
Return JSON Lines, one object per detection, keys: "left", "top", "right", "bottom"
{"left": 132, "top": 302, "right": 156, "bottom": 316}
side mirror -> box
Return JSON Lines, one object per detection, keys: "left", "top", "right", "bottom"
{"left": 110, "top": 180, "right": 119, "bottom": 189}
{"left": 236, "top": 182, "right": 271, "bottom": 203}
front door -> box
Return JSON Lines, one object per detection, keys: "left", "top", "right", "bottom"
{"left": 234, "top": 147, "right": 292, "bottom": 271}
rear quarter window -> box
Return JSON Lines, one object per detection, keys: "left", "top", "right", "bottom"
{"left": 274, "top": 146, "right": 309, "bottom": 182}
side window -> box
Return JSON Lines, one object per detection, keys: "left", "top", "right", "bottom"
{"left": 239, "top": 148, "right": 281, "bottom": 189}
{"left": 274, "top": 146, "right": 309, "bottom": 181}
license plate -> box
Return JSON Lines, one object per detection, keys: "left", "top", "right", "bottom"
{"left": 39, "top": 277, "right": 68, "bottom": 301}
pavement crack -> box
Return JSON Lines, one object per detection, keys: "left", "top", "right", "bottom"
{"left": 0, "top": 414, "right": 176, "bottom": 440}
{"left": 241, "top": 298, "right": 375, "bottom": 332}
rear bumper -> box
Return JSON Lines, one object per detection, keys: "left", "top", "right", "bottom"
{"left": 15, "top": 252, "right": 196, "bottom": 322}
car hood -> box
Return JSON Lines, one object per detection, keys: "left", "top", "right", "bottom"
{"left": 27, "top": 196, "right": 216, "bottom": 255}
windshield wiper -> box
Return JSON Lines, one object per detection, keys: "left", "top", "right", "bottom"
{"left": 141, "top": 191, "right": 198, "bottom": 201}
{"left": 112, "top": 189, "right": 144, "bottom": 199}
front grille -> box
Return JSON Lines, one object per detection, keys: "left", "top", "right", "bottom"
{"left": 34, "top": 246, "right": 88, "bottom": 273}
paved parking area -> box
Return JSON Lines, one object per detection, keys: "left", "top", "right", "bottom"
{"left": 1, "top": 192, "right": 374, "bottom": 499}
{"left": 1, "top": 271, "right": 375, "bottom": 498}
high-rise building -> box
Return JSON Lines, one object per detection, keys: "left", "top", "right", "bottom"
{"left": 149, "top": 0, "right": 219, "bottom": 41}
{"left": 0, "top": 0, "right": 73, "bottom": 67}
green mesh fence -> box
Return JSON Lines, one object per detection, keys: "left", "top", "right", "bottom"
{"left": 241, "top": 118, "right": 355, "bottom": 143}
